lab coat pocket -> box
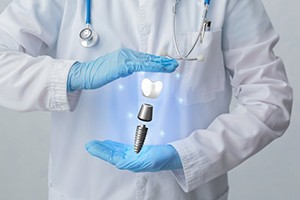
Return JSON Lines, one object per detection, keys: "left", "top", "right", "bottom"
{"left": 173, "top": 29, "right": 225, "bottom": 105}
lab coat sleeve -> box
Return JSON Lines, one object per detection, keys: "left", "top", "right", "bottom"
{"left": 169, "top": 0, "right": 293, "bottom": 192}
{"left": 0, "top": 0, "right": 80, "bottom": 112}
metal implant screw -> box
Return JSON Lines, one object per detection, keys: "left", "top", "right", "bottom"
{"left": 134, "top": 124, "right": 148, "bottom": 153}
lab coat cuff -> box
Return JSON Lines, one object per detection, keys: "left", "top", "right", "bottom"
{"left": 169, "top": 137, "right": 208, "bottom": 192}
{"left": 49, "top": 60, "right": 81, "bottom": 112}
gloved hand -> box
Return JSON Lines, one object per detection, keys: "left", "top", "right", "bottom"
{"left": 67, "top": 48, "right": 178, "bottom": 92}
{"left": 85, "top": 140, "right": 183, "bottom": 172}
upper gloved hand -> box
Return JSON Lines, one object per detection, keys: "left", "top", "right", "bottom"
{"left": 85, "top": 140, "right": 183, "bottom": 172}
{"left": 67, "top": 48, "right": 178, "bottom": 92}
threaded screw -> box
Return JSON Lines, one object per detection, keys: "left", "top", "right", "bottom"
{"left": 134, "top": 124, "right": 148, "bottom": 153}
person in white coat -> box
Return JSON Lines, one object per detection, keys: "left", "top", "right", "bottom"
{"left": 0, "top": 0, "right": 293, "bottom": 200}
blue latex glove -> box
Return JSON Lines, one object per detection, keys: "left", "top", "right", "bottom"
{"left": 67, "top": 48, "right": 178, "bottom": 92}
{"left": 85, "top": 140, "right": 183, "bottom": 172}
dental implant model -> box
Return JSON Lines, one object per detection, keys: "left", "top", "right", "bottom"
{"left": 134, "top": 104, "right": 153, "bottom": 153}
{"left": 134, "top": 78, "right": 163, "bottom": 153}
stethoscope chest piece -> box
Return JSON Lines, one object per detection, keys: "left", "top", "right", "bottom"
{"left": 79, "top": 26, "right": 99, "bottom": 48}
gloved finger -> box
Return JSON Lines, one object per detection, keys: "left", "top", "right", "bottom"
{"left": 120, "top": 48, "right": 175, "bottom": 66}
{"left": 116, "top": 153, "right": 160, "bottom": 173}
{"left": 140, "top": 53, "right": 177, "bottom": 66}
{"left": 101, "top": 140, "right": 129, "bottom": 152}
{"left": 115, "top": 145, "right": 183, "bottom": 172}
{"left": 144, "top": 58, "right": 178, "bottom": 72}
{"left": 116, "top": 160, "right": 141, "bottom": 172}
{"left": 133, "top": 55, "right": 178, "bottom": 73}
{"left": 115, "top": 154, "right": 143, "bottom": 172}
{"left": 85, "top": 140, "right": 124, "bottom": 165}
{"left": 115, "top": 146, "right": 154, "bottom": 172}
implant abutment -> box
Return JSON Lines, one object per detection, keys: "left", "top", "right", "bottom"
{"left": 137, "top": 103, "right": 153, "bottom": 122}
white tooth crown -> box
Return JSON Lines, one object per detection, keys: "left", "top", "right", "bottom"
{"left": 141, "top": 78, "right": 163, "bottom": 99}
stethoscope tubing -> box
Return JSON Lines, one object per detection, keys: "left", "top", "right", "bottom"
{"left": 86, "top": 0, "right": 91, "bottom": 24}
{"left": 172, "top": 0, "right": 210, "bottom": 61}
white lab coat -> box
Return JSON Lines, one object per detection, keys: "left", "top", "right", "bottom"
{"left": 0, "top": 0, "right": 292, "bottom": 199}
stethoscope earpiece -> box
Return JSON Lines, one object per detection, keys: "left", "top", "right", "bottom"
{"left": 79, "top": 26, "right": 99, "bottom": 48}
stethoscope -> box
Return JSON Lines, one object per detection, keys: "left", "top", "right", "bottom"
{"left": 166, "top": 0, "right": 211, "bottom": 61}
{"left": 79, "top": 0, "right": 99, "bottom": 48}
{"left": 79, "top": 0, "right": 211, "bottom": 61}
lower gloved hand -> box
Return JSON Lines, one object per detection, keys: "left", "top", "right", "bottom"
{"left": 67, "top": 48, "right": 178, "bottom": 92}
{"left": 85, "top": 140, "right": 183, "bottom": 172}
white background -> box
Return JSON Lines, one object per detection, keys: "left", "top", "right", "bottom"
{"left": 0, "top": 0, "right": 299, "bottom": 199}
